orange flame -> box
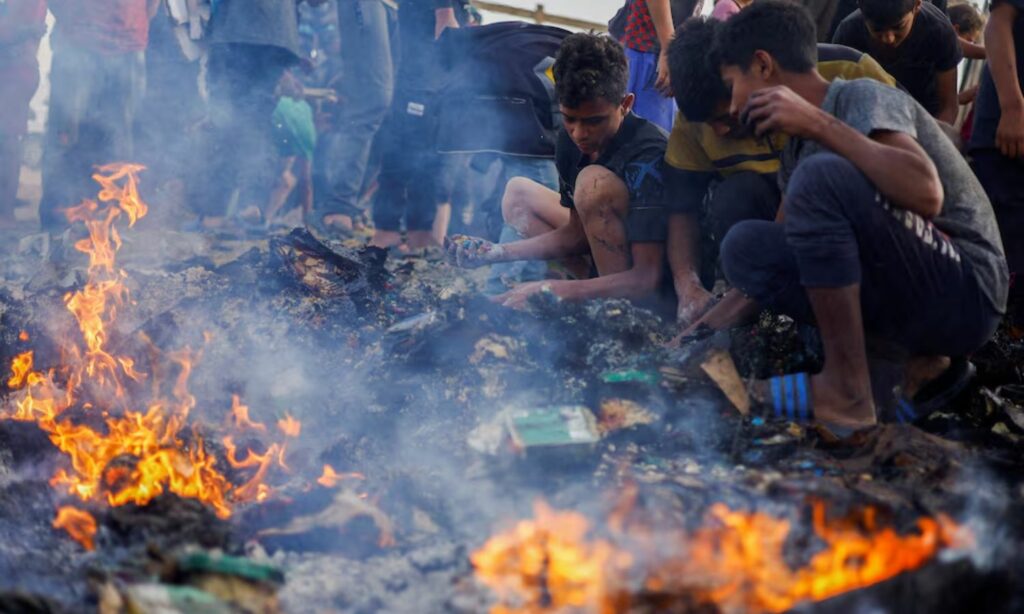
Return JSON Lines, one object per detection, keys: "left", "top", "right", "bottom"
{"left": 53, "top": 506, "right": 97, "bottom": 551}
{"left": 317, "top": 464, "right": 366, "bottom": 488}
{"left": 230, "top": 395, "right": 267, "bottom": 432}
{"left": 472, "top": 500, "right": 966, "bottom": 613}
{"left": 2, "top": 165, "right": 294, "bottom": 536}
{"left": 277, "top": 413, "right": 301, "bottom": 438}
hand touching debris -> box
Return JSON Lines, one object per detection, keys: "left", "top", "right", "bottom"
{"left": 445, "top": 234, "right": 506, "bottom": 268}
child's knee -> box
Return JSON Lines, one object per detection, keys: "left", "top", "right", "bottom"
{"left": 573, "top": 165, "right": 628, "bottom": 219}
{"left": 500, "top": 177, "right": 537, "bottom": 228}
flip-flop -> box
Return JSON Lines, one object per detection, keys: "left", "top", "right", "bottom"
{"left": 893, "top": 357, "right": 975, "bottom": 424}
{"left": 304, "top": 212, "right": 357, "bottom": 242}
{"left": 761, "top": 372, "right": 865, "bottom": 438}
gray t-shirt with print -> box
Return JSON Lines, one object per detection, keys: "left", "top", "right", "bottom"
{"left": 780, "top": 78, "right": 1009, "bottom": 313}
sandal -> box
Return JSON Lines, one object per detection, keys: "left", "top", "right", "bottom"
{"left": 759, "top": 372, "right": 869, "bottom": 438}
{"left": 893, "top": 357, "right": 975, "bottom": 424}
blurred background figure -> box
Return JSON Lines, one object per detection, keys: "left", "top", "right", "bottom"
{"left": 39, "top": 0, "right": 152, "bottom": 231}
{"left": 187, "top": 0, "right": 303, "bottom": 230}
{"left": 0, "top": 0, "right": 47, "bottom": 228}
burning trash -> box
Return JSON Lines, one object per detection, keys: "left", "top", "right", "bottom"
{"left": 2, "top": 165, "right": 297, "bottom": 545}
{"left": 472, "top": 499, "right": 969, "bottom": 614}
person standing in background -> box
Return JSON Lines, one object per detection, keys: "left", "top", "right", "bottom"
{"left": 187, "top": 0, "right": 303, "bottom": 229}
{"left": 0, "top": 0, "right": 47, "bottom": 227}
{"left": 621, "top": 0, "right": 700, "bottom": 131}
{"left": 970, "top": 0, "right": 1024, "bottom": 309}
{"left": 40, "top": 0, "right": 155, "bottom": 231}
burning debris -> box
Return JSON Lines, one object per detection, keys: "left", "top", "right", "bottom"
{"left": 0, "top": 167, "right": 1022, "bottom": 613}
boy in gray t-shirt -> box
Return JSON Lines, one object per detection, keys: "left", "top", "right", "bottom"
{"left": 685, "top": 1, "right": 1007, "bottom": 434}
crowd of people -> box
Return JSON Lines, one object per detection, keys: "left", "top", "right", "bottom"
{"left": 1, "top": 0, "right": 1021, "bottom": 433}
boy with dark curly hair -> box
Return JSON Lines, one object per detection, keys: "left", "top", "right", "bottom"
{"left": 663, "top": 16, "right": 895, "bottom": 326}
{"left": 833, "top": 0, "right": 963, "bottom": 123}
{"left": 448, "top": 33, "right": 670, "bottom": 309}
{"left": 693, "top": 1, "right": 1006, "bottom": 432}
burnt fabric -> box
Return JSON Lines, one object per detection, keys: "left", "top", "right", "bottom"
{"left": 721, "top": 153, "right": 1000, "bottom": 357}
{"left": 556, "top": 113, "right": 671, "bottom": 243}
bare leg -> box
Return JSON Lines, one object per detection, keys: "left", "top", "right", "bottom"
{"left": 369, "top": 229, "right": 402, "bottom": 248}
{"left": 264, "top": 157, "right": 297, "bottom": 227}
{"left": 805, "top": 285, "right": 877, "bottom": 429}
{"left": 903, "top": 355, "right": 952, "bottom": 398}
{"left": 405, "top": 203, "right": 450, "bottom": 249}
{"left": 572, "top": 165, "right": 631, "bottom": 276}
{"left": 501, "top": 177, "right": 590, "bottom": 279}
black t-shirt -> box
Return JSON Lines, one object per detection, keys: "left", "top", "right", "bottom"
{"left": 971, "top": 0, "right": 1024, "bottom": 151}
{"left": 826, "top": 0, "right": 947, "bottom": 41}
{"left": 556, "top": 113, "right": 670, "bottom": 243}
{"left": 832, "top": 2, "right": 961, "bottom": 116}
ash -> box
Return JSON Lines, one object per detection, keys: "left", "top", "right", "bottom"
{"left": 1, "top": 227, "right": 1023, "bottom": 614}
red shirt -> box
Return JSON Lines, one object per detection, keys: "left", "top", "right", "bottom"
{"left": 623, "top": 0, "right": 658, "bottom": 53}
{"left": 50, "top": 0, "right": 149, "bottom": 54}
{"left": 0, "top": 0, "right": 48, "bottom": 47}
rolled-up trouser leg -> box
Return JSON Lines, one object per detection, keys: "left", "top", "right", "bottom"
{"left": 722, "top": 153, "right": 1000, "bottom": 356}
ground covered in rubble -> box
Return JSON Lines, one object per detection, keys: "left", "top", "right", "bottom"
{"left": 1, "top": 225, "right": 1024, "bottom": 613}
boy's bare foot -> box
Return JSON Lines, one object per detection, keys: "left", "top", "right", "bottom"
{"left": 406, "top": 230, "right": 439, "bottom": 250}
{"left": 750, "top": 372, "right": 876, "bottom": 431}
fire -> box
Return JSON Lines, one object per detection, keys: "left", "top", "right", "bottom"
{"left": 316, "top": 464, "right": 366, "bottom": 488}
{"left": 472, "top": 500, "right": 966, "bottom": 613}
{"left": 471, "top": 501, "right": 632, "bottom": 614}
{"left": 277, "top": 413, "right": 301, "bottom": 438}
{"left": 2, "top": 164, "right": 295, "bottom": 543}
{"left": 229, "top": 394, "right": 267, "bottom": 432}
{"left": 53, "top": 506, "right": 97, "bottom": 551}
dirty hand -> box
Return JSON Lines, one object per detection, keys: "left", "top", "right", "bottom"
{"left": 656, "top": 50, "right": 673, "bottom": 98}
{"left": 676, "top": 284, "right": 715, "bottom": 329}
{"left": 996, "top": 106, "right": 1024, "bottom": 159}
{"left": 492, "top": 281, "right": 557, "bottom": 309}
{"left": 742, "top": 86, "right": 829, "bottom": 139}
{"left": 445, "top": 234, "right": 505, "bottom": 268}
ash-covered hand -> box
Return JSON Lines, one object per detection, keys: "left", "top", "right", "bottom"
{"left": 445, "top": 234, "right": 506, "bottom": 268}
{"left": 492, "top": 281, "right": 556, "bottom": 309}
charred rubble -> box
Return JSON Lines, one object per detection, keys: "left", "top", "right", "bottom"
{"left": 0, "top": 226, "right": 1023, "bottom": 613}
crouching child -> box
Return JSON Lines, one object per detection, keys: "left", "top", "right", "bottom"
{"left": 706, "top": 1, "right": 1008, "bottom": 432}
{"left": 447, "top": 33, "right": 671, "bottom": 309}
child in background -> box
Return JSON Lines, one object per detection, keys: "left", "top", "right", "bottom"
{"left": 833, "top": 0, "right": 963, "bottom": 124}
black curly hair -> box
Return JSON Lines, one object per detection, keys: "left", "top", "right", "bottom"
{"left": 858, "top": 0, "right": 918, "bottom": 27}
{"left": 553, "top": 33, "right": 629, "bottom": 108}
{"left": 668, "top": 17, "right": 728, "bottom": 122}
{"left": 716, "top": 0, "right": 817, "bottom": 74}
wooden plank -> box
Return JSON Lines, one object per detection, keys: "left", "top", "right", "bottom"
{"left": 472, "top": 1, "right": 608, "bottom": 31}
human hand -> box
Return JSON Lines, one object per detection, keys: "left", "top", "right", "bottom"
{"left": 676, "top": 284, "right": 715, "bottom": 329}
{"left": 491, "top": 281, "right": 557, "bottom": 309}
{"left": 996, "top": 106, "right": 1024, "bottom": 159}
{"left": 656, "top": 50, "right": 673, "bottom": 98}
{"left": 445, "top": 234, "right": 505, "bottom": 268}
{"left": 742, "top": 86, "right": 829, "bottom": 139}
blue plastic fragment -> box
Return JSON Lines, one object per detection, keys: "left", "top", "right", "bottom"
{"left": 751, "top": 417, "right": 765, "bottom": 426}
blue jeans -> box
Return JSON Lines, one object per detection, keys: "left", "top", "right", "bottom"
{"left": 314, "top": 0, "right": 398, "bottom": 219}
{"left": 625, "top": 47, "right": 675, "bottom": 132}
{"left": 721, "top": 153, "right": 1000, "bottom": 356}
{"left": 484, "top": 156, "right": 559, "bottom": 294}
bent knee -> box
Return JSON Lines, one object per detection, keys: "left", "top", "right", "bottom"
{"left": 501, "top": 177, "right": 542, "bottom": 226}
{"left": 573, "top": 165, "right": 628, "bottom": 218}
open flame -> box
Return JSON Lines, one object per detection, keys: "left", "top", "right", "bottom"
{"left": 472, "top": 498, "right": 967, "bottom": 613}
{"left": 2, "top": 164, "right": 298, "bottom": 547}
{"left": 53, "top": 506, "right": 97, "bottom": 551}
